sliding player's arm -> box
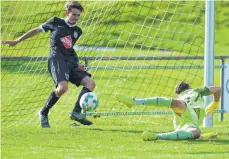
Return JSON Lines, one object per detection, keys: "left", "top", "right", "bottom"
{"left": 208, "top": 86, "right": 221, "bottom": 102}
{"left": 205, "top": 86, "right": 221, "bottom": 115}
{"left": 1, "top": 27, "right": 42, "bottom": 46}
{"left": 194, "top": 86, "right": 221, "bottom": 115}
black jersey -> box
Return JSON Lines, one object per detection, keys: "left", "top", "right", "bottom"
{"left": 40, "top": 17, "right": 82, "bottom": 63}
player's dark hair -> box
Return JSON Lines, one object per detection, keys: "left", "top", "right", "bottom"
{"left": 175, "top": 81, "right": 191, "bottom": 95}
{"left": 65, "top": 1, "right": 84, "bottom": 12}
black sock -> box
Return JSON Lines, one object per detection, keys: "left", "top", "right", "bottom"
{"left": 73, "top": 87, "right": 91, "bottom": 112}
{"left": 40, "top": 91, "right": 59, "bottom": 116}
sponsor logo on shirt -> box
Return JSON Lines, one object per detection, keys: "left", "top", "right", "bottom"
{"left": 60, "top": 35, "right": 72, "bottom": 48}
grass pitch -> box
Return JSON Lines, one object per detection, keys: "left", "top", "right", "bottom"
{"left": 1, "top": 1, "right": 229, "bottom": 158}
{"left": 1, "top": 114, "right": 229, "bottom": 159}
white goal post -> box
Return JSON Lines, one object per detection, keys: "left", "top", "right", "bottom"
{"left": 204, "top": 0, "right": 215, "bottom": 128}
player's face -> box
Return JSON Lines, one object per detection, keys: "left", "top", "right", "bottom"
{"left": 66, "top": 8, "right": 81, "bottom": 24}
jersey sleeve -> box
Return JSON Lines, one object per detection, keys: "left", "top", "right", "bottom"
{"left": 40, "top": 17, "right": 55, "bottom": 32}
{"left": 193, "top": 86, "right": 211, "bottom": 97}
{"left": 76, "top": 27, "right": 83, "bottom": 41}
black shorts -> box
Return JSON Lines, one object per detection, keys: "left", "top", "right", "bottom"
{"left": 48, "top": 57, "right": 91, "bottom": 86}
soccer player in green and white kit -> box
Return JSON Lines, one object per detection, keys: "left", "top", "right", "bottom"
{"left": 116, "top": 81, "right": 221, "bottom": 141}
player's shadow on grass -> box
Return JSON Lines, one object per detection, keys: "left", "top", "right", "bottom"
{"left": 89, "top": 128, "right": 143, "bottom": 134}
{"left": 187, "top": 132, "right": 229, "bottom": 145}
{"left": 88, "top": 128, "right": 163, "bottom": 134}
{"left": 188, "top": 139, "right": 229, "bottom": 145}
{"left": 187, "top": 151, "right": 229, "bottom": 155}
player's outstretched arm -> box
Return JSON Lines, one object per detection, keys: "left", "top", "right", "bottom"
{"left": 208, "top": 86, "right": 221, "bottom": 102}
{"left": 1, "top": 27, "right": 42, "bottom": 46}
{"left": 205, "top": 86, "right": 221, "bottom": 115}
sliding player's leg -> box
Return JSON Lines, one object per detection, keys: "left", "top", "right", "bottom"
{"left": 115, "top": 94, "right": 135, "bottom": 107}
{"left": 70, "top": 68, "right": 96, "bottom": 125}
{"left": 143, "top": 124, "right": 200, "bottom": 141}
{"left": 39, "top": 58, "right": 69, "bottom": 128}
{"left": 143, "top": 102, "right": 201, "bottom": 141}
{"left": 116, "top": 94, "right": 186, "bottom": 113}
{"left": 116, "top": 94, "right": 173, "bottom": 108}
{"left": 116, "top": 94, "right": 187, "bottom": 116}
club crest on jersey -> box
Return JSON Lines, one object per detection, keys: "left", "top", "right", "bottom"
{"left": 60, "top": 35, "right": 72, "bottom": 48}
{"left": 74, "top": 31, "right": 78, "bottom": 38}
{"left": 65, "top": 73, "right": 69, "bottom": 81}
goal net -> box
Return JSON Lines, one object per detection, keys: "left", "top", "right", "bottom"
{"left": 1, "top": 1, "right": 205, "bottom": 127}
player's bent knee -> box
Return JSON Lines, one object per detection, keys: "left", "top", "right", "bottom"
{"left": 82, "top": 77, "right": 96, "bottom": 91}
{"left": 87, "top": 80, "right": 96, "bottom": 90}
{"left": 188, "top": 128, "right": 201, "bottom": 139}
{"left": 172, "top": 99, "right": 186, "bottom": 108}
{"left": 56, "top": 82, "right": 68, "bottom": 96}
{"left": 57, "top": 86, "right": 68, "bottom": 95}
{"left": 192, "top": 129, "right": 201, "bottom": 139}
{"left": 172, "top": 99, "right": 182, "bottom": 107}
{"left": 171, "top": 99, "right": 186, "bottom": 113}
{"left": 90, "top": 79, "right": 96, "bottom": 89}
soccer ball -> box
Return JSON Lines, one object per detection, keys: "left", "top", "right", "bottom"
{"left": 80, "top": 92, "right": 99, "bottom": 111}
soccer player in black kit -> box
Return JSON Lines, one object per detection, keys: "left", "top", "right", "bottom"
{"left": 1, "top": 1, "right": 96, "bottom": 127}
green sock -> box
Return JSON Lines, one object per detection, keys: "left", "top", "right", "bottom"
{"left": 157, "top": 130, "right": 194, "bottom": 140}
{"left": 134, "top": 97, "right": 172, "bottom": 107}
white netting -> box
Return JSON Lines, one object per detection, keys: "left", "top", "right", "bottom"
{"left": 1, "top": 1, "right": 205, "bottom": 127}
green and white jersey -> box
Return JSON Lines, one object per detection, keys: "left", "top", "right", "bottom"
{"left": 178, "top": 88, "right": 204, "bottom": 108}
{"left": 173, "top": 87, "right": 211, "bottom": 129}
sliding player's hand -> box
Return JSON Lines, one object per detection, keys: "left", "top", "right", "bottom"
{"left": 205, "top": 101, "right": 219, "bottom": 116}
{"left": 1, "top": 40, "right": 19, "bottom": 46}
{"left": 78, "top": 64, "right": 85, "bottom": 70}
